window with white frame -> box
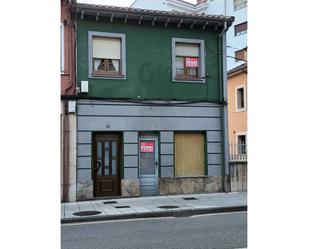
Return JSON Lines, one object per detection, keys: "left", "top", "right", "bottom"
{"left": 236, "top": 86, "right": 246, "bottom": 111}
{"left": 234, "top": 0, "right": 247, "bottom": 11}
{"left": 61, "top": 23, "right": 64, "bottom": 73}
{"left": 172, "top": 38, "right": 205, "bottom": 83}
{"left": 88, "top": 32, "right": 126, "bottom": 79}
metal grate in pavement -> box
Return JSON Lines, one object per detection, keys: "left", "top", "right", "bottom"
{"left": 158, "top": 205, "right": 179, "bottom": 209}
{"left": 115, "top": 206, "right": 131, "bottom": 209}
{"left": 182, "top": 197, "right": 198, "bottom": 201}
{"left": 103, "top": 201, "right": 118, "bottom": 204}
{"left": 73, "top": 211, "right": 102, "bottom": 216}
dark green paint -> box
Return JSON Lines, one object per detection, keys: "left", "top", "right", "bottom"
{"left": 77, "top": 18, "right": 222, "bottom": 101}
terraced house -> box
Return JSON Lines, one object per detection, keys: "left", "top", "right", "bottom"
{"left": 72, "top": 3, "right": 234, "bottom": 200}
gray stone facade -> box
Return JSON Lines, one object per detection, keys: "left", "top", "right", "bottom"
{"left": 75, "top": 100, "right": 224, "bottom": 200}
{"left": 76, "top": 181, "right": 93, "bottom": 200}
{"left": 121, "top": 179, "right": 140, "bottom": 197}
{"left": 230, "top": 162, "right": 247, "bottom": 192}
{"left": 159, "top": 176, "right": 223, "bottom": 195}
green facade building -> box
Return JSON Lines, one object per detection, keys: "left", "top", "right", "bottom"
{"left": 73, "top": 3, "right": 233, "bottom": 200}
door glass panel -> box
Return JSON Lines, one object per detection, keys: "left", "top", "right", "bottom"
{"left": 105, "top": 167, "right": 109, "bottom": 176}
{"left": 96, "top": 159, "right": 103, "bottom": 176}
{"left": 104, "top": 148, "right": 110, "bottom": 175}
{"left": 140, "top": 140, "right": 156, "bottom": 175}
{"left": 112, "top": 160, "right": 116, "bottom": 175}
{"left": 112, "top": 141, "right": 117, "bottom": 157}
{"left": 97, "top": 142, "right": 102, "bottom": 158}
{"left": 105, "top": 142, "right": 109, "bottom": 150}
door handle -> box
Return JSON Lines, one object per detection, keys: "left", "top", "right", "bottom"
{"left": 155, "top": 160, "right": 158, "bottom": 165}
{"left": 95, "top": 161, "right": 102, "bottom": 173}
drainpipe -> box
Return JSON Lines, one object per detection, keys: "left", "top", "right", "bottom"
{"left": 62, "top": 103, "right": 70, "bottom": 202}
{"left": 218, "top": 21, "right": 230, "bottom": 192}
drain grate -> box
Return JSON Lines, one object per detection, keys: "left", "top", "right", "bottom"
{"left": 158, "top": 205, "right": 179, "bottom": 209}
{"left": 73, "top": 210, "right": 102, "bottom": 216}
{"left": 182, "top": 197, "right": 198, "bottom": 201}
{"left": 115, "top": 206, "right": 131, "bottom": 209}
{"left": 103, "top": 201, "right": 118, "bottom": 204}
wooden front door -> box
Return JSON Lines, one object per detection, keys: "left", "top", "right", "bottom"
{"left": 93, "top": 134, "right": 121, "bottom": 197}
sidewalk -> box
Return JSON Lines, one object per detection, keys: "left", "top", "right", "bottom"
{"left": 61, "top": 192, "right": 247, "bottom": 223}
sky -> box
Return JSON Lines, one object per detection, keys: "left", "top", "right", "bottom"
{"left": 78, "top": 0, "right": 197, "bottom": 7}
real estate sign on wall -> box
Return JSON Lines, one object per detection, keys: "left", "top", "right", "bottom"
{"left": 140, "top": 141, "right": 155, "bottom": 153}
{"left": 185, "top": 57, "right": 199, "bottom": 67}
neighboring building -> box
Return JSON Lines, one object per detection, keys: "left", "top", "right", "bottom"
{"left": 72, "top": 3, "right": 234, "bottom": 200}
{"left": 227, "top": 63, "right": 247, "bottom": 149}
{"left": 61, "top": 0, "right": 77, "bottom": 202}
{"left": 131, "top": 0, "right": 209, "bottom": 13}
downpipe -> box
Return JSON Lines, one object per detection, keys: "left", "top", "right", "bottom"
{"left": 218, "top": 21, "right": 230, "bottom": 192}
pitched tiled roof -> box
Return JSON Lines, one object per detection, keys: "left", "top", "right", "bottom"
{"left": 228, "top": 63, "right": 247, "bottom": 76}
{"left": 75, "top": 3, "right": 234, "bottom": 28}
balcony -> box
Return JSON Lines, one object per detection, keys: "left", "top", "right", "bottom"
{"left": 229, "top": 143, "right": 247, "bottom": 162}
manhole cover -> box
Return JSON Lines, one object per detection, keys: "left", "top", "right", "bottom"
{"left": 73, "top": 210, "right": 102, "bottom": 216}
{"left": 115, "top": 206, "right": 131, "bottom": 209}
{"left": 182, "top": 197, "right": 198, "bottom": 201}
{"left": 103, "top": 201, "right": 117, "bottom": 204}
{"left": 158, "top": 205, "right": 179, "bottom": 209}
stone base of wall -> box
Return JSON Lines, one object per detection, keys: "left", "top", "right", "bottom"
{"left": 76, "top": 181, "right": 93, "bottom": 200}
{"left": 230, "top": 162, "right": 247, "bottom": 192}
{"left": 159, "top": 176, "right": 223, "bottom": 195}
{"left": 121, "top": 179, "right": 140, "bottom": 197}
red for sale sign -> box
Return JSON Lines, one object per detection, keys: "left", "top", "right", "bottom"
{"left": 185, "top": 57, "right": 199, "bottom": 68}
{"left": 140, "top": 141, "right": 154, "bottom": 153}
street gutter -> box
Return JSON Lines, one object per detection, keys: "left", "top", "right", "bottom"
{"left": 61, "top": 205, "right": 247, "bottom": 224}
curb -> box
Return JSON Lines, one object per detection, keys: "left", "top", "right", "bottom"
{"left": 61, "top": 205, "right": 247, "bottom": 224}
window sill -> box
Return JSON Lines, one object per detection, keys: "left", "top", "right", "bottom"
{"left": 90, "top": 73, "right": 126, "bottom": 80}
{"left": 236, "top": 108, "right": 246, "bottom": 112}
{"left": 173, "top": 77, "right": 205, "bottom": 84}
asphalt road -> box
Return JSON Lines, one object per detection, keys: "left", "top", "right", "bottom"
{"left": 61, "top": 211, "right": 247, "bottom": 249}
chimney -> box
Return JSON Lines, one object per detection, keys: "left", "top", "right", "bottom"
{"left": 196, "top": 0, "right": 205, "bottom": 5}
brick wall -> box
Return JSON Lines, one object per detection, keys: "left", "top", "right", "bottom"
{"left": 61, "top": 1, "right": 75, "bottom": 96}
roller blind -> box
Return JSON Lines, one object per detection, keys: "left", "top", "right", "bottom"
{"left": 175, "top": 43, "right": 199, "bottom": 57}
{"left": 93, "top": 36, "right": 121, "bottom": 60}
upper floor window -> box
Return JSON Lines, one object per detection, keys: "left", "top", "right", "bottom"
{"left": 234, "top": 0, "right": 247, "bottom": 11}
{"left": 234, "top": 22, "right": 247, "bottom": 36}
{"left": 235, "top": 47, "right": 247, "bottom": 62}
{"left": 172, "top": 38, "right": 205, "bottom": 83}
{"left": 88, "top": 32, "right": 126, "bottom": 79}
{"left": 236, "top": 85, "right": 246, "bottom": 112}
{"left": 60, "top": 23, "right": 64, "bottom": 73}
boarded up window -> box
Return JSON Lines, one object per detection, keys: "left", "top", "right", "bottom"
{"left": 234, "top": 22, "right": 247, "bottom": 36}
{"left": 175, "top": 133, "right": 205, "bottom": 177}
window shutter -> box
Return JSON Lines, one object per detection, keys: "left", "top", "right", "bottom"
{"left": 175, "top": 43, "right": 199, "bottom": 57}
{"left": 92, "top": 37, "right": 121, "bottom": 60}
